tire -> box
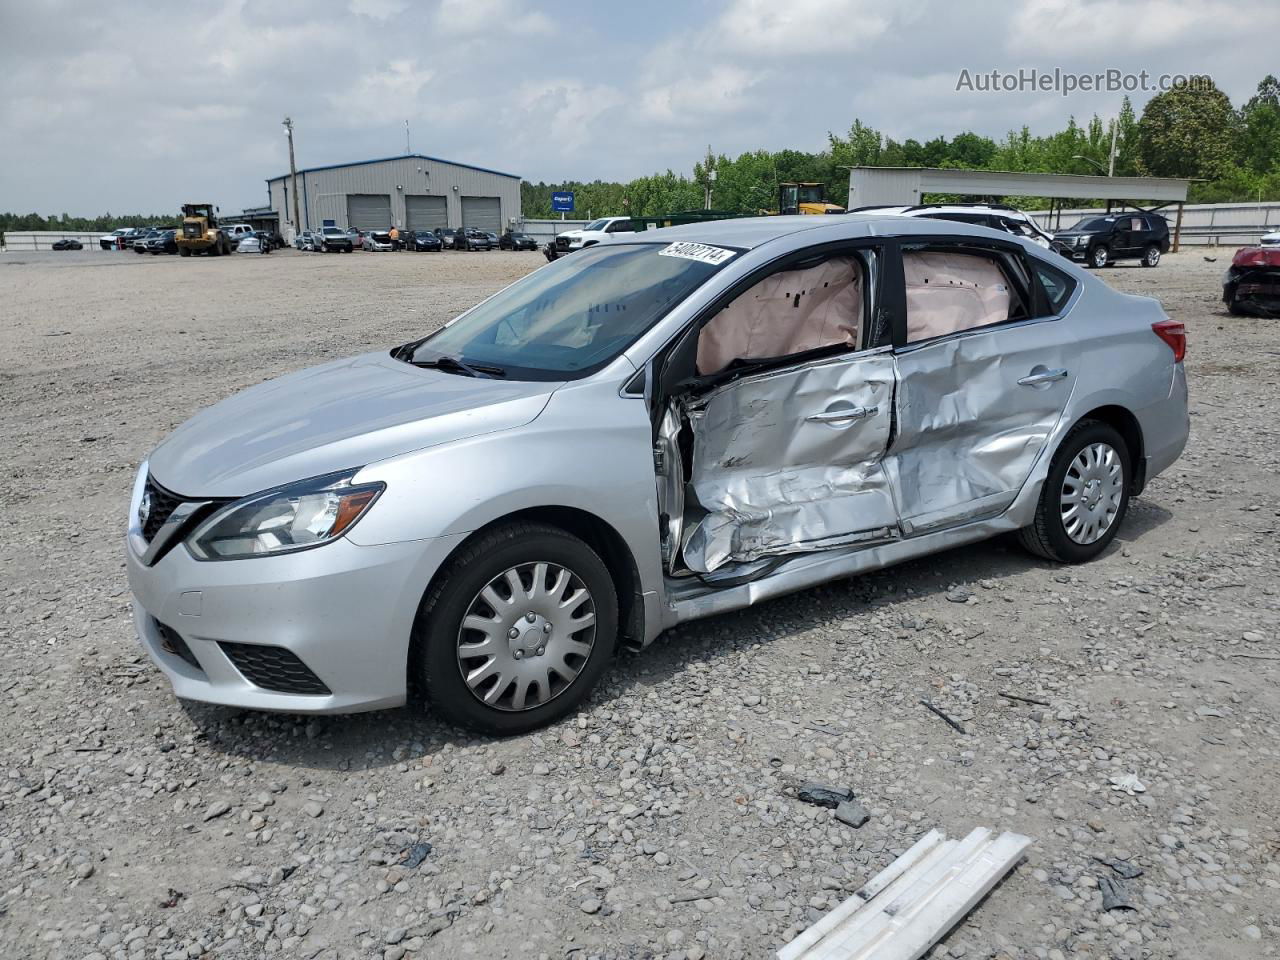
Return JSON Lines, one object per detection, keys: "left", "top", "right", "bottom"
{"left": 410, "top": 522, "right": 618, "bottom": 734}
{"left": 1018, "top": 419, "right": 1131, "bottom": 564}
{"left": 1141, "top": 244, "right": 1161, "bottom": 268}
{"left": 1088, "top": 245, "right": 1109, "bottom": 269}
{"left": 179, "top": 247, "right": 190, "bottom": 257}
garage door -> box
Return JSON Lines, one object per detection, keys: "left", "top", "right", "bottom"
{"left": 405, "top": 195, "right": 448, "bottom": 232}
{"left": 461, "top": 196, "right": 501, "bottom": 233}
{"left": 347, "top": 194, "right": 392, "bottom": 231}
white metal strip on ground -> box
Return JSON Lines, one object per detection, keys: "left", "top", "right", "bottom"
{"left": 777, "top": 828, "right": 1031, "bottom": 960}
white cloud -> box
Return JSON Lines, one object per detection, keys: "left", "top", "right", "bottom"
{"left": 433, "top": 0, "right": 552, "bottom": 36}
{"left": 714, "top": 0, "right": 892, "bottom": 54}
{"left": 349, "top": 0, "right": 409, "bottom": 20}
{"left": 639, "top": 66, "right": 761, "bottom": 124}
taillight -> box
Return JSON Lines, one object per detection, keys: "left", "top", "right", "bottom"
{"left": 1152, "top": 319, "right": 1185, "bottom": 363}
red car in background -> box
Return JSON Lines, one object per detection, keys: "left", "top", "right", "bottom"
{"left": 1223, "top": 244, "right": 1280, "bottom": 317}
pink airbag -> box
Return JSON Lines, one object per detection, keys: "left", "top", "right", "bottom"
{"left": 697, "top": 257, "right": 863, "bottom": 375}
{"left": 904, "top": 251, "right": 1010, "bottom": 342}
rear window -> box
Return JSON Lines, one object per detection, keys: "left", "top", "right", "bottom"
{"left": 1032, "top": 258, "right": 1077, "bottom": 314}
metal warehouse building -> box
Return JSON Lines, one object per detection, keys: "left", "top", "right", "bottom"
{"left": 267, "top": 153, "right": 521, "bottom": 239}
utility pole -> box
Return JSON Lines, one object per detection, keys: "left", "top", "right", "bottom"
{"left": 283, "top": 117, "right": 301, "bottom": 240}
{"left": 405, "top": 119, "right": 411, "bottom": 154}
{"left": 1107, "top": 119, "right": 1118, "bottom": 177}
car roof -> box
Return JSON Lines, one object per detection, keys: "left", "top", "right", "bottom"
{"left": 609, "top": 214, "right": 1021, "bottom": 251}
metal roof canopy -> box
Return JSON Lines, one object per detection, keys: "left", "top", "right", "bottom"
{"left": 847, "top": 166, "right": 1191, "bottom": 204}
{"left": 847, "top": 166, "right": 1193, "bottom": 249}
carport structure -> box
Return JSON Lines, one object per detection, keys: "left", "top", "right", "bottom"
{"left": 846, "top": 167, "right": 1194, "bottom": 250}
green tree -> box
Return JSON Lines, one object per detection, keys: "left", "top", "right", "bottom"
{"left": 1137, "top": 79, "right": 1240, "bottom": 179}
{"left": 1239, "top": 75, "right": 1280, "bottom": 175}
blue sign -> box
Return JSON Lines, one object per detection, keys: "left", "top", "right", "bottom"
{"left": 551, "top": 191, "right": 575, "bottom": 213}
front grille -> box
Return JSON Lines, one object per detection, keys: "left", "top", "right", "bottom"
{"left": 219, "top": 643, "right": 330, "bottom": 695}
{"left": 183, "top": 223, "right": 202, "bottom": 239}
{"left": 142, "top": 475, "right": 185, "bottom": 542}
{"left": 555, "top": 236, "right": 571, "bottom": 251}
{"left": 155, "top": 620, "right": 202, "bottom": 672}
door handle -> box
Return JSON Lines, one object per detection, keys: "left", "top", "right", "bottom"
{"left": 1018, "top": 368, "right": 1069, "bottom": 386}
{"left": 806, "top": 405, "right": 877, "bottom": 424}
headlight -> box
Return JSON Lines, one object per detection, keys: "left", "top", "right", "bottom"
{"left": 186, "top": 470, "right": 383, "bottom": 561}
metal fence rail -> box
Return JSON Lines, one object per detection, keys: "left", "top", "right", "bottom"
{"left": 2, "top": 231, "right": 113, "bottom": 252}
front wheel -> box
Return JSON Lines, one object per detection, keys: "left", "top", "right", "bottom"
{"left": 411, "top": 523, "right": 617, "bottom": 734}
{"left": 1089, "top": 244, "right": 1109, "bottom": 269}
{"left": 1019, "top": 420, "right": 1130, "bottom": 563}
{"left": 1141, "top": 244, "right": 1161, "bottom": 268}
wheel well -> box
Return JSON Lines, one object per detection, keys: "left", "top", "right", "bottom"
{"left": 429, "top": 507, "right": 646, "bottom": 651}
{"left": 1078, "top": 405, "right": 1146, "bottom": 494}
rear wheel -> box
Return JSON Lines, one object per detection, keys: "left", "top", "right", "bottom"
{"left": 179, "top": 247, "right": 190, "bottom": 257}
{"left": 1019, "top": 420, "right": 1130, "bottom": 563}
{"left": 1141, "top": 244, "right": 1161, "bottom": 268}
{"left": 411, "top": 522, "right": 617, "bottom": 734}
{"left": 1088, "top": 244, "right": 1109, "bottom": 269}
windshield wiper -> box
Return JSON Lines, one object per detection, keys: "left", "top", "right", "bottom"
{"left": 410, "top": 355, "right": 506, "bottom": 379}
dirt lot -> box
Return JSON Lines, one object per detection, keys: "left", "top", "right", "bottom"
{"left": 1, "top": 246, "right": 1277, "bottom": 960}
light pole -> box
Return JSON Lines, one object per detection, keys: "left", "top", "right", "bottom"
{"left": 283, "top": 117, "right": 301, "bottom": 240}
{"left": 1072, "top": 155, "right": 1107, "bottom": 175}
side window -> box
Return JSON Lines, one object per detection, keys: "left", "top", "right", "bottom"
{"left": 902, "top": 245, "right": 1030, "bottom": 344}
{"left": 607, "top": 219, "right": 634, "bottom": 233}
{"left": 1031, "top": 257, "right": 1077, "bottom": 315}
{"left": 1129, "top": 217, "right": 1144, "bottom": 232}
{"left": 696, "top": 250, "right": 876, "bottom": 376}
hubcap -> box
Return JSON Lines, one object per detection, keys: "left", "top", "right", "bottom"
{"left": 1147, "top": 249, "right": 1159, "bottom": 265}
{"left": 456, "top": 562, "right": 596, "bottom": 712}
{"left": 1060, "top": 442, "right": 1124, "bottom": 544}
{"left": 1093, "top": 248, "right": 1107, "bottom": 267}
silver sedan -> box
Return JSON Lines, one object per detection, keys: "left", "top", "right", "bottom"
{"left": 126, "top": 215, "right": 1188, "bottom": 733}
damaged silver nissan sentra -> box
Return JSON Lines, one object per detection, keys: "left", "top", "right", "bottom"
{"left": 126, "top": 215, "right": 1189, "bottom": 733}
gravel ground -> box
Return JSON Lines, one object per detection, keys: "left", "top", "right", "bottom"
{"left": 1, "top": 247, "right": 1277, "bottom": 960}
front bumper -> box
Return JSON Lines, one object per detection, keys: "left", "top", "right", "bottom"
{"left": 126, "top": 531, "right": 466, "bottom": 713}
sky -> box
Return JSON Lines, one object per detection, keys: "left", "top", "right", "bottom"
{"left": 2, "top": 0, "right": 1277, "bottom": 216}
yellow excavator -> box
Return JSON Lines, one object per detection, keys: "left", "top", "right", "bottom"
{"left": 776, "top": 182, "right": 845, "bottom": 215}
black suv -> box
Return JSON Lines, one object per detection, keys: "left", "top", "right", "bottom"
{"left": 1050, "top": 213, "right": 1170, "bottom": 268}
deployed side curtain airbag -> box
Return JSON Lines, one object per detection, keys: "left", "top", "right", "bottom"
{"left": 696, "top": 257, "right": 864, "bottom": 375}
{"left": 903, "top": 251, "right": 1010, "bottom": 343}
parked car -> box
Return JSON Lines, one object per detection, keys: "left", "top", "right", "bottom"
{"left": 435, "top": 228, "right": 462, "bottom": 250}
{"left": 294, "top": 231, "right": 317, "bottom": 251}
{"left": 483, "top": 232, "right": 501, "bottom": 250}
{"left": 144, "top": 230, "right": 179, "bottom": 255}
{"left": 346, "top": 229, "right": 364, "bottom": 250}
{"left": 317, "top": 226, "right": 354, "bottom": 253}
{"left": 364, "top": 231, "right": 394, "bottom": 251}
{"left": 133, "top": 229, "right": 165, "bottom": 253}
{"left": 222, "top": 224, "right": 255, "bottom": 250}
{"left": 1050, "top": 213, "right": 1169, "bottom": 268}
{"left": 410, "top": 231, "right": 442, "bottom": 251}
{"left": 1222, "top": 244, "right": 1280, "bottom": 317}
{"left": 456, "top": 228, "right": 490, "bottom": 251}
{"left": 100, "top": 229, "right": 129, "bottom": 250}
{"left": 249, "top": 230, "right": 276, "bottom": 252}
{"left": 1260, "top": 230, "right": 1280, "bottom": 246}
{"left": 51, "top": 238, "right": 83, "bottom": 251}
{"left": 235, "top": 234, "right": 269, "bottom": 254}
{"left": 125, "top": 215, "right": 1188, "bottom": 734}
{"left": 499, "top": 231, "right": 538, "bottom": 251}
{"left": 853, "top": 204, "right": 1054, "bottom": 249}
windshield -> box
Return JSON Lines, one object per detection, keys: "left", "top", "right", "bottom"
{"left": 1070, "top": 217, "right": 1114, "bottom": 232}
{"left": 583, "top": 219, "right": 611, "bottom": 231}
{"left": 407, "top": 243, "right": 733, "bottom": 380}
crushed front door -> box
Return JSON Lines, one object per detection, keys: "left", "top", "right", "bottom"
{"left": 679, "top": 351, "right": 899, "bottom": 573}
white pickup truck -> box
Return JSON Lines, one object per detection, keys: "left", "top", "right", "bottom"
{"left": 547, "top": 216, "right": 636, "bottom": 259}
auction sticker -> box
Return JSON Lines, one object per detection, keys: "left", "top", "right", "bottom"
{"left": 658, "top": 241, "right": 737, "bottom": 266}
